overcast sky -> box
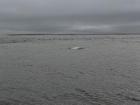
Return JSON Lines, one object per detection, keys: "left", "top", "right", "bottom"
{"left": 0, "top": 0, "right": 140, "bottom": 33}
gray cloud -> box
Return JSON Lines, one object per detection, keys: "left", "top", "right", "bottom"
{"left": 0, "top": 0, "right": 140, "bottom": 33}
{"left": 0, "top": 0, "right": 140, "bottom": 15}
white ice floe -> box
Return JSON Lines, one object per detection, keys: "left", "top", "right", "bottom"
{"left": 70, "top": 47, "right": 84, "bottom": 50}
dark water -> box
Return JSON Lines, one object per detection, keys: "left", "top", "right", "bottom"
{"left": 1, "top": 35, "right": 140, "bottom": 105}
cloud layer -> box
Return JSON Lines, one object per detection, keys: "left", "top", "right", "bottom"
{"left": 0, "top": 0, "right": 140, "bottom": 33}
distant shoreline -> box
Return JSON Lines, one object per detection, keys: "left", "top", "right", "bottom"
{"left": 7, "top": 33, "right": 140, "bottom": 36}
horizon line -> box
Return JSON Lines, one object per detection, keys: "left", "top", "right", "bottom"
{"left": 7, "top": 33, "right": 140, "bottom": 36}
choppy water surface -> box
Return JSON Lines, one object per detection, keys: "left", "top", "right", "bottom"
{"left": 0, "top": 35, "right": 140, "bottom": 105}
